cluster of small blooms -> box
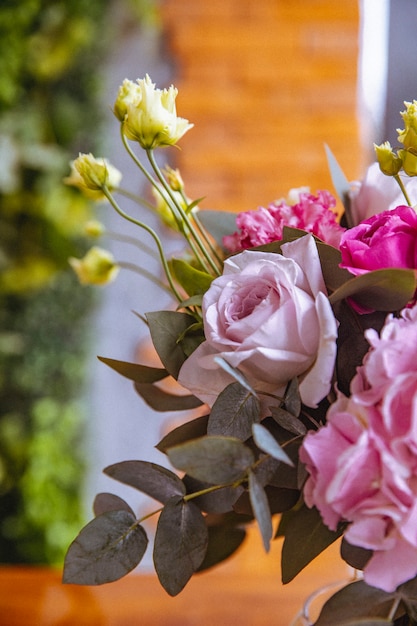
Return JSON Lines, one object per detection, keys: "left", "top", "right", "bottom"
{"left": 223, "top": 189, "right": 345, "bottom": 252}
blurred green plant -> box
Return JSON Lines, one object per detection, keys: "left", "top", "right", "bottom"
{"left": 0, "top": 0, "right": 157, "bottom": 563}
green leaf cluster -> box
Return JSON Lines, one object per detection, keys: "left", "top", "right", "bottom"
{"left": 64, "top": 308, "right": 306, "bottom": 591}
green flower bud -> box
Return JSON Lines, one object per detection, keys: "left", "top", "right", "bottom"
{"left": 84, "top": 220, "right": 105, "bottom": 237}
{"left": 69, "top": 247, "right": 119, "bottom": 285}
{"left": 374, "top": 141, "right": 402, "bottom": 176}
{"left": 64, "top": 154, "right": 122, "bottom": 200}
{"left": 398, "top": 148, "right": 417, "bottom": 177}
{"left": 164, "top": 165, "right": 184, "bottom": 192}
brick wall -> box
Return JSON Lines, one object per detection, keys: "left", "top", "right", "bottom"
{"left": 161, "top": 0, "right": 362, "bottom": 214}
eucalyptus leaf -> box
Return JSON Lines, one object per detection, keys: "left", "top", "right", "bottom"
{"left": 167, "top": 435, "right": 255, "bottom": 484}
{"left": 325, "top": 143, "right": 353, "bottom": 225}
{"left": 97, "top": 356, "right": 167, "bottom": 383}
{"left": 197, "top": 523, "right": 246, "bottom": 571}
{"left": 156, "top": 414, "right": 209, "bottom": 453}
{"left": 329, "top": 269, "right": 416, "bottom": 311}
{"left": 183, "top": 474, "right": 244, "bottom": 514}
{"left": 284, "top": 377, "right": 302, "bottom": 417}
{"left": 270, "top": 406, "right": 307, "bottom": 436}
{"left": 315, "top": 580, "right": 398, "bottom": 626}
{"left": 281, "top": 503, "right": 344, "bottom": 583}
{"left": 104, "top": 460, "right": 186, "bottom": 503}
{"left": 134, "top": 381, "right": 203, "bottom": 411}
{"left": 146, "top": 310, "right": 199, "bottom": 378}
{"left": 93, "top": 493, "right": 135, "bottom": 517}
{"left": 197, "top": 209, "right": 239, "bottom": 249}
{"left": 234, "top": 485, "right": 299, "bottom": 516}
{"left": 153, "top": 496, "right": 208, "bottom": 596}
{"left": 248, "top": 470, "right": 273, "bottom": 552}
{"left": 63, "top": 510, "right": 148, "bottom": 585}
{"left": 170, "top": 257, "right": 214, "bottom": 296}
{"left": 252, "top": 423, "right": 294, "bottom": 466}
{"left": 213, "top": 357, "right": 257, "bottom": 395}
{"left": 316, "top": 241, "right": 353, "bottom": 293}
{"left": 208, "top": 382, "right": 261, "bottom": 440}
{"left": 341, "top": 538, "right": 372, "bottom": 571}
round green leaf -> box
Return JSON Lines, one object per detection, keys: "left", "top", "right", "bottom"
{"left": 63, "top": 510, "right": 148, "bottom": 585}
{"left": 167, "top": 435, "right": 255, "bottom": 484}
{"left": 153, "top": 496, "right": 208, "bottom": 596}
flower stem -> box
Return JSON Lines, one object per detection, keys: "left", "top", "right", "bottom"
{"left": 394, "top": 174, "right": 412, "bottom": 206}
{"left": 106, "top": 230, "right": 160, "bottom": 261}
{"left": 101, "top": 185, "right": 183, "bottom": 303}
{"left": 146, "top": 149, "right": 221, "bottom": 276}
{"left": 387, "top": 596, "right": 401, "bottom": 622}
{"left": 117, "top": 261, "right": 172, "bottom": 295}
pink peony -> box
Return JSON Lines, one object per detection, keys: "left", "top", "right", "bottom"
{"left": 339, "top": 205, "right": 417, "bottom": 276}
{"left": 178, "top": 234, "right": 338, "bottom": 410}
{"left": 358, "top": 306, "right": 417, "bottom": 400}
{"left": 223, "top": 190, "right": 345, "bottom": 252}
{"left": 300, "top": 308, "right": 417, "bottom": 592}
{"left": 349, "top": 162, "right": 417, "bottom": 224}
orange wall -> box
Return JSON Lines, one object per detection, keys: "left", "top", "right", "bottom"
{"left": 161, "top": 0, "right": 362, "bottom": 214}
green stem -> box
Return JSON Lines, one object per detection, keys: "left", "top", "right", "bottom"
{"left": 101, "top": 185, "right": 183, "bottom": 303}
{"left": 114, "top": 187, "right": 156, "bottom": 212}
{"left": 106, "top": 230, "right": 160, "bottom": 261}
{"left": 394, "top": 174, "right": 412, "bottom": 206}
{"left": 387, "top": 596, "right": 401, "bottom": 622}
{"left": 117, "top": 261, "right": 172, "bottom": 295}
{"left": 189, "top": 206, "right": 223, "bottom": 268}
{"left": 146, "top": 149, "right": 221, "bottom": 276}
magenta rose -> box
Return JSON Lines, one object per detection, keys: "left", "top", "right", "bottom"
{"left": 350, "top": 162, "right": 417, "bottom": 224}
{"left": 223, "top": 190, "right": 345, "bottom": 252}
{"left": 339, "top": 205, "right": 417, "bottom": 276}
{"left": 178, "top": 234, "right": 338, "bottom": 410}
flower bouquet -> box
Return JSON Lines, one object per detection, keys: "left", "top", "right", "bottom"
{"left": 63, "top": 75, "right": 417, "bottom": 625}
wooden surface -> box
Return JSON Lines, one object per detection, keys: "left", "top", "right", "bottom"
{"left": 0, "top": 532, "right": 350, "bottom": 626}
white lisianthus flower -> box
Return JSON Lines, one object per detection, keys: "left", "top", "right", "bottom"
{"left": 117, "top": 74, "right": 193, "bottom": 149}
{"left": 69, "top": 246, "right": 119, "bottom": 285}
{"left": 64, "top": 153, "right": 122, "bottom": 200}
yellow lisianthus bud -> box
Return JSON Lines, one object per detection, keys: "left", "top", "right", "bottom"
{"left": 164, "top": 165, "right": 184, "bottom": 192}
{"left": 84, "top": 220, "right": 105, "bottom": 237}
{"left": 64, "top": 154, "right": 122, "bottom": 200}
{"left": 374, "top": 141, "right": 402, "bottom": 175}
{"left": 151, "top": 185, "right": 190, "bottom": 231}
{"left": 69, "top": 246, "right": 119, "bottom": 285}
{"left": 398, "top": 149, "right": 417, "bottom": 177}
{"left": 121, "top": 74, "right": 193, "bottom": 149}
{"left": 398, "top": 100, "right": 417, "bottom": 150}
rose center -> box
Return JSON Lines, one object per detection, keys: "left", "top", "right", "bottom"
{"left": 229, "top": 281, "right": 275, "bottom": 321}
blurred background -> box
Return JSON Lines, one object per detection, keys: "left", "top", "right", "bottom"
{"left": 0, "top": 0, "right": 415, "bottom": 568}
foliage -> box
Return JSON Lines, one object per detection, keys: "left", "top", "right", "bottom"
{"left": 0, "top": 0, "right": 157, "bottom": 563}
{"left": 62, "top": 77, "right": 417, "bottom": 626}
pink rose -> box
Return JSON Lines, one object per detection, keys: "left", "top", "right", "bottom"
{"left": 223, "top": 190, "right": 345, "bottom": 252}
{"left": 339, "top": 205, "right": 417, "bottom": 276}
{"left": 350, "top": 162, "right": 417, "bottom": 224}
{"left": 178, "top": 235, "right": 338, "bottom": 409}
